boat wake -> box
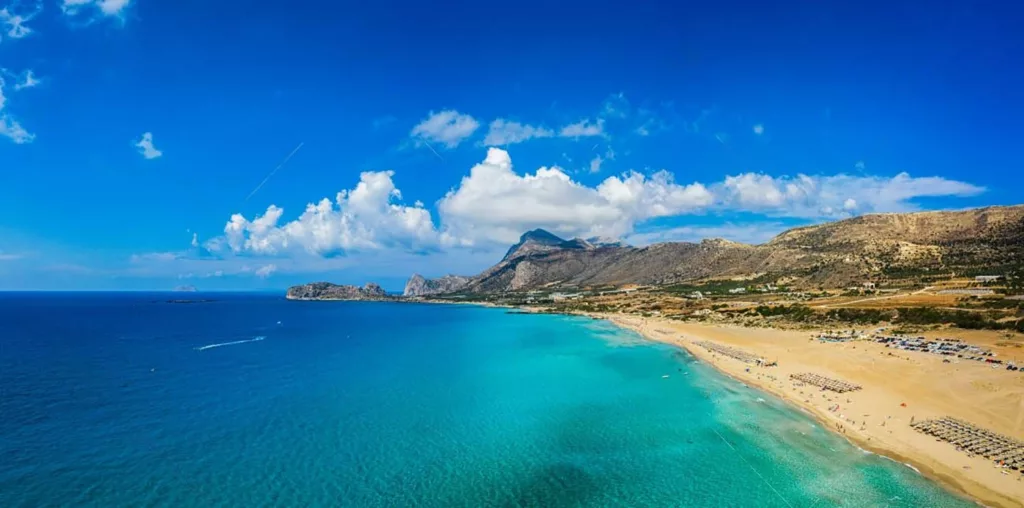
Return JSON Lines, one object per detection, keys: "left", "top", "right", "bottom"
{"left": 195, "top": 336, "right": 266, "bottom": 351}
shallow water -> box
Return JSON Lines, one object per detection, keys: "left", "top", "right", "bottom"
{"left": 0, "top": 293, "right": 972, "bottom": 507}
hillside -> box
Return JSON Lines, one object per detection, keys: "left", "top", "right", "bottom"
{"left": 405, "top": 205, "right": 1024, "bottom": 295}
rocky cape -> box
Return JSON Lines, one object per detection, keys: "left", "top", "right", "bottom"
{"left": 286, "top": 282, "right": 393, "bottom": 301}
{"left": 404, "top": 204, "right": 1024, "bottom": 295}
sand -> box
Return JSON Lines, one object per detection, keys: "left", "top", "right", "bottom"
{"left": 597, "top": 314, "right": 1024, "bottom": 508}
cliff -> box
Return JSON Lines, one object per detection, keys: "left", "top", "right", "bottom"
{"left": 403, "top": 274, "right": 472, "bottom": 297}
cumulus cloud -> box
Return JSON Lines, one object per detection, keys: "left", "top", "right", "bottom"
{"left": 62, "top": 0, "right": 132, "bottom": 18}
{"left": 559, "top": 118, "right": 605, "bottom": 139}
{"left": 410, "top": 110, "right": 479, "bottom": 149}
{"left": 437, "top": 148, "right": 713, "bottom": 245}
{"left": 200, "top": 148, "right": 986, "bottom": 274}
{"left": 134, "top": 132, "right": 162, "bottom": 159}
{"left": 483, "top": 119, "right": 554, "bottom": 146}
{"left": 753, "top": 124, "right": 765, "bottom": 135}
{"left": 215, "top": 170, "right": 439, "bottom": 257}
{"left": 854, "top": 160, "right": 866, "bottom": 170}
{"left": 719, "top": 172, "right": 984, "bottom": 218}
{"left": 484, "top": 117, "right": 613, "bottom": 145}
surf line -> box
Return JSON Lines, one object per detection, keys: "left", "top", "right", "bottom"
{"left": 195, "top": 336, "right": 266, "bottom": 351}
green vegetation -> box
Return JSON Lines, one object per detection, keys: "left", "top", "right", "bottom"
{"left": 737, "top": 303, "right": 1023, "bottom": 331}
{"left": 894, "top": 307, "right": 1009, "bottom": 330}
{"left": 750, "top": 304, "right": 814, "bottom": 321}
{"left": 824, "top": 308, "right": 890, "bottom": 324}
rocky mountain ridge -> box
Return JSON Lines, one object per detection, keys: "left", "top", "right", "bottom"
{"left": 286, "top": 282, "right": 392, "bottom": 301}
{"left": 405, "top": 205, "right": 1024, "bottom": 294}
{"left": 403, "top": 274, "right": 472, "bottom": 297}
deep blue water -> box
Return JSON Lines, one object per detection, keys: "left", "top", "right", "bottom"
{"left": 0, "top": 293, "right": 972, "bottom": 507}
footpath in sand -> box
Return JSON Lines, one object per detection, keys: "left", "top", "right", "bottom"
{"left": 600, "top": 314, "right": 1024, "bottom": 508}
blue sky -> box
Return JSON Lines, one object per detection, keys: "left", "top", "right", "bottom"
{"left": 0, "top": 0, "right": 1021, "bottom": 290}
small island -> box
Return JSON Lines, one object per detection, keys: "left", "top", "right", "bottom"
{"left": 285, "top": 282, "right": 395, "bottom": 301}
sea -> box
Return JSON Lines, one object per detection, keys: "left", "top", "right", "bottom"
{"left": 0, "top": 292, "right": 974, "bottom": 507}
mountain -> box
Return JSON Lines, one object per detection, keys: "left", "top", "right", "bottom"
{"left": 286, "top": 282, "right": 391, "bottom": 301}
{"left": 404, "top": 274, "right": 472, "bottom": 296}
{"left": 406, "top": 205, "right": 1024, "bottom": 294}
{"left": 502, "top": 229, "right": 589, "bottom": 261}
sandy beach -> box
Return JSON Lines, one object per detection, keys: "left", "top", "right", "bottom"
{"left": 596, "top": 314, "right": 1024, "bottom": 508}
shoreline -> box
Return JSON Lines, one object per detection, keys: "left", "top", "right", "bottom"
{"left": 592, "top": 313, "right": 1023, "bottom": 508}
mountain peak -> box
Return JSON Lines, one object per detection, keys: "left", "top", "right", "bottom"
{"left": 503, "top": 229, "right": 568, "bottom": 261}
{"left": 519, "top": 229, "right": 565, "bottom": 244}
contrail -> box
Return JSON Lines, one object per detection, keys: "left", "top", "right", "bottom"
{"left": 423, "top": 141, "right": 445, "bottom": 162}
{"left": 245, "top": 142, "right": 305, "bottom": 201}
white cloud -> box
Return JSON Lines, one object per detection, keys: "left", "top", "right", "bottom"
{"left": 601, "top": 92, "right": 629, "bottom": 118}
{"left": 0, "top": 75, "right": 34, "bottom": 144}
{"left": 134, "top": 132, "right": 162, "bottom": 159}
{"left": 482, "top": 119, "right": 554, "bottom": 146}
{"left": 587, "top": 146, "right": 615, "bottom": 173}
{"left": 559, "top": 118, "right": 605, "bottom": 139}
{"left": 255, "top": 264, "right": 277, "bottom": 278}
{"left": 190, "top": 233, "right": 199, "bottom": 248}
{"left": 437, "top": 148, "right": 713, "bottom": 245}
{"left": 410, "top": 110, "right": 479, "bottom": 149}
{"left": 854, "top": 160, "right": 866, "bottom": 170}
{"left": 0, "top": 114, "right": 33, "bottom": 143}
{"left": 634, "top": 107, "right": 669, "bottom": 137}
{"left": 200, "top": 148, "right": 985, "bottom": 271}
{"left": 215, "top": 170, "right": 438, "bottom": 256}
{"left": 1, "top": 5, "right": 37, "bottom": 39}
{"left": 719, "top": 172, "right": 984, "bottom": 218}
{"left": 0, "top": 251, "right": 23, "bottom": 261}
{"left": 627, "top": 223, "right": 793, "bottom": 246}
{"left": 753, "top": 124, "right": 764, "bottom": 135}
{"left": 62, "top": 0, "right": 132, "bottom": 18}
{"left": 130, "top": 252, "right": 180, "bottom": 263}
{"left": 14, "top": 70, "right": 39, "bottom": 90}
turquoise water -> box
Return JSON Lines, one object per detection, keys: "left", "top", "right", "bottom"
{"left": 0, "top": 293, "right": 972, "bottom": 507}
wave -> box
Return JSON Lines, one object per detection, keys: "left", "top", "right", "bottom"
{"left": 195, "top": 336, "right": 266, "bottom": 351}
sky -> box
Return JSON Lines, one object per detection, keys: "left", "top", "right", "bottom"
{"left": 0, "top": 0, "right": 1021, "bottom": 291}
